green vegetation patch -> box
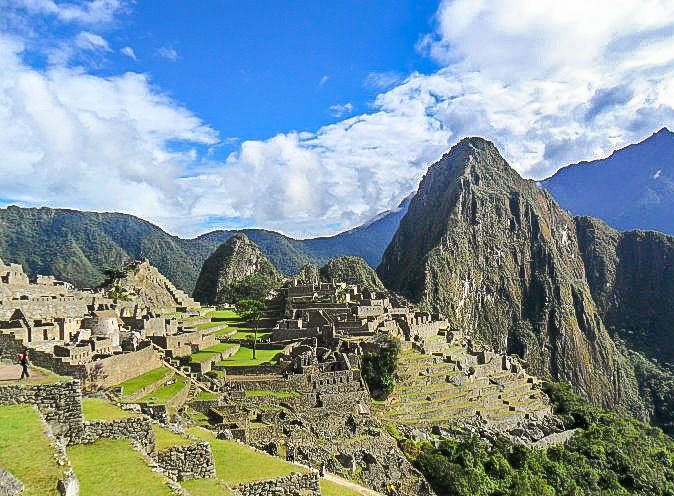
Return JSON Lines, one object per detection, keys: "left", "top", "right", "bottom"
{"left": 117, "top": 366, "right": 171, "bottom": 397}
{"left": 0, "top": 404, "right": 63, "bottom": 496}
{"left": 195, "top": 390, "right": 220, "bottom": 401}
{"left": 81, "top": 397, "right": 137, "bottom": 421}
{"left": 320, "top": 479, "right": 364, "bottom": 496}
{"left": 245, "top": 390, "right": 300, "bottom": 398}
{"left": 362, "top": 336, "right": 401, "bottom": 399}
{"left": 181, "top": 478, "right": 234, "bottom": 496}
{"left": 187, "top": 427, "right": 305, "bottom": 484}
{"left": 206, "top": 309, "right": 240, "bottom": 319}
{"left": 190, "top": 343, "right": 239, "bottom": 363}
{"left": 405, "top": 381, "right": 674, "bottom": 496}
{"left": 68, "top": 439, "right": 172, "bottom": 496}
{"left": 217, "top": 345, "right": 283, "bottom": 367}
{"left": 152, "top": 424, "right": 194, "bottom": 451}
{"left": 140, "top": 375, "right": 187, "bottom": 405}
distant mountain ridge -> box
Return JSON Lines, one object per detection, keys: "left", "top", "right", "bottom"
{"left": 541, "top": 128, "right": 674, "bottom": 235}
{"left": 0, "top": 196, "right": 410, "bottom": 293}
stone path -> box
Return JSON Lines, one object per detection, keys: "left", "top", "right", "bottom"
{"left": 0, "top": 364, "right": 47, "bottom": 382}
{"left": 322, "top": 473, "right": 384, "bottom": 496}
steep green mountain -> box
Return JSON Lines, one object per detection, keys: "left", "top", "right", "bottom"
{"left": 319, "top": 256, "right": 386, "bottom": 291}
{"left": 378, "top": 137, "right": 632, "bottom": 410}
{"left": 542, "top": 128, "right": 674, "bottom": 236}
{"left": 0, "top": 200, "right": 409, "bottom": 294}
{"left": 293, "top": 263, "right": 320, "bottom": 285}
{"left": 192, "top": 234, "right": 282, "bottom": 305}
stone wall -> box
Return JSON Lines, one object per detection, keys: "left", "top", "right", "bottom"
{"left": 0, "top": 298, "right": 89, "bottom": 320}
{"left": 156, "top": 442, "right": 216, "bottom": 481}
{"left": 232, "top": 472, "right": 320, "bottom": 496}
{"left": 86, "top": 346, "right": 163, "bottom": 388}
{"left": 0, "top": 381, "right": 83, "bottom": 439}
{"left": 80, "top": 417, "right": 156, "bottom": 454}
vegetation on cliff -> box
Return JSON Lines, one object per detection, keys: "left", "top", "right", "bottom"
{"left": 404, "top": 382, "right": 674, "bottom": 496}
{"left": 362, "top": 336, "right": 401, "bottom": 399}
{"left": 192, "top": 234, "right": 282, "bottom": 305}
{"left": 320, "top": 256, "right": 386, "bottom": 291}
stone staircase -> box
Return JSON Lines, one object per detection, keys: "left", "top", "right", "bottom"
{"left": 374, "top": 338, "right": 551, "bottom": 428}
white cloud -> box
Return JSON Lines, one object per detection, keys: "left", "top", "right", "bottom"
{"left": 5, "top": 0, "right": 125, "bottom": 25}
{"left": 74, "top": 31, "right": 110, "bottom": 51}
{"left": 2, "top": 0, "right": 674, "bottom": 238}
{"left": 329, "top": 102, "right": 354, "bottom": 118}
{"left": 120, "top": 45, "right": 136, "bottom": 60}
{"left": 319, "top": 75, "right": 329, "bottom": 87}
{"left": 364, "top": 71, "right": 402, "bottom": 90}
{"left": 0, "top": 35, "right": 217, "bottom": 229}
{"left": 157, "top": 46, "right": 178, "bottom": 61}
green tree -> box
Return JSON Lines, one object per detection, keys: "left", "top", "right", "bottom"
{"left": 235, "top": 299, "right": 265, "bottom": 359}
{"left": 362, "top": 336, "right": 401, "bottom": 399}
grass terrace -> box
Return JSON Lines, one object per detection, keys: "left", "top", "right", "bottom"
{"left": 116, "top": 366, "right": 171, "bottom": 398}
{"left": 187, "top": 427, "right": 305, "bottom": 485}
{"left": 140, "top": 375, "right": 188, "bottom": 405}
{"left": 151, "top": 424, "right": 194, "bottom": 451}
{"left": 68, "top": 439, "right": 172, "bottom": 496}
{"left": 195, "top": 390, "right": 220, "bottom": 401}
{"left": 189, "top": 343, "right": 239, "bottom": 363}
{"left": 0, "top": 404, "right": 63, "bottom": 496}
{"left": 216, "top": 345, "right": 283, "bottom": 367}
{"left": 320, "top": 480, "right": 364, "bottom": 496}
{"left": 81, "top": 397, "right": 137, "bottom": 421}
{"left": 181, "top": 478, "right": 234, "bottom": 496}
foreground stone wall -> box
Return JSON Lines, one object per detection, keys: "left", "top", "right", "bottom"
{"left": 156, "top": 442, "right": 216, "bottom": 481}
{"left": 86, "top": 346, "right": 162, "bottom": 388}
{"left": 0, "top": 381, "right": 84, "bottom": 439}
{"left": 232, "top": 472, "right": 320, "bottom": 496}
{"left": 80, "top": 417, "right": 156, "bottom": 454}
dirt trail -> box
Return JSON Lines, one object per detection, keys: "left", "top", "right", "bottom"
{"left": 322, "top": 472, "right": 384, "bottom": 496}
{"left": 0, "top": 364, "right": 47, "bottom": 382}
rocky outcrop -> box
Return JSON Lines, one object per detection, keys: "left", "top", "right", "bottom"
{"left": 0, "top": 468, "right": 23, "bottom": 496}
{"left": 378, "top": 138, "right": 633, "bottom": 410}
{"left": 193, "top": 234, "right": 282, "bottom": 305}
{"left": 102, "top": 259, "right": 198, "bottom": 309}
{"left": 320, "top": 257, "right": 386, "bottom": 291}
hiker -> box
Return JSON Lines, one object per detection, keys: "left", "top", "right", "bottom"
{"left": 319, "top": 462, "right": 326, "bottom": 477}
{"left": 18, "top": 350, "right": 30, "bottom": 380}
{"left": 386, "top": 482, "right": 398, "bottom": 496}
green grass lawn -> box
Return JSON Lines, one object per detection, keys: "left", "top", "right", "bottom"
{"left": 320, "top": 479, "right": 365, "bottom": 496}
{"left": 181, "top": 478, "right": 234, "bottom": 495}
{"left": 216, "top": 346, "right": 283, "bottom": 367}
{"left": 152, "top": 424, "right": 194, "bottom": 451}
{"left": 230, "top": 330, "right": 273, "bottom": 340}
{"left": 68, "top": 439, "right": 172, "bottom": 496}
{"left": 195, "top": 390, "right": 220, "bottom": 401}
{"left": 0, "top": 405, "right": 63, "bottom": 496}
{"left": 117, "top": 366, "right": 171, "bottom": 397}
{"left": 206, "top": 310, "right": 240, "bottom": 319}
{"left": 195, "top": 321, "right": 227, "bottom": 330}
{"left": 245, "top": 390, "right": 300, "bottom": 398}
{"left": 81, "top": 397, "right": 137, "bottom": 421}
{"left": 190, "top": 343, "right": 239, "bottom": 363}
{"left": 140, "top": 375, "right": 188, "bottom": 405}
{"left": 187, "top": 427, "right": 305, "bottom": 485}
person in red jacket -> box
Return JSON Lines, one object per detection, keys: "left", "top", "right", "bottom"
{"left": 18, "top": 350, "right": 30, "bottom": 380}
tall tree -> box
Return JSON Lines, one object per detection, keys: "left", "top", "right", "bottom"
{"left": 235, "top": 299, "right": 265, "bottom": 359}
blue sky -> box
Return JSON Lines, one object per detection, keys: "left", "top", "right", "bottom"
{"left": 0, "top": 0, "right": 673, "bottom": 238}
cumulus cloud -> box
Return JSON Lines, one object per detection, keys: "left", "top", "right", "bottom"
{"left": 120, "top": 45, "right": 136, "bottom": 60}
{"left": 0, "top": 35, "right": 217, "bottom": 229}
{"left": 329, "top": 102, "right": 354, "bottom": 118}
{"left": 2, "top": 0, "right": 674, "bottom": 238}
{"left": 4, "top": 0, "right": 125, "bottom": 25}
{"left": 157, "top": 46, "right": 179, "bottom": 61}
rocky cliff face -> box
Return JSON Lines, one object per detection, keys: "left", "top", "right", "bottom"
{"left": 320, "top": 256, "right": 386, "bottom": 291}
{"left": 378, "top": 138, "right": 634, "bottom": 409}
{"left": 193, "top": 234, "right": 281, "bottom": 305}
{"left": 576, "top": 217, "right": 674, "bottom": 363}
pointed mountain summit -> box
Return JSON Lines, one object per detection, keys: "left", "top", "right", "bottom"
{"left": 193, "top": 233, "right": 282, "bottom": 304}
{"left": 378, "top": 137, "right": 629, "bottom": 409}
{"left": 319, "top": 256, "right": 386, "bottom": 291}
{"left": 542, "top": 127, "right": 674, "bottom": 235}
